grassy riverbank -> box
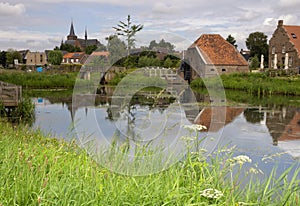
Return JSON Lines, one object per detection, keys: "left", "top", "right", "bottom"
{"left": 0, "top": 70, "right": 77, "bottom": 89}
{"left": 191, "top": 73, "right": 300, "bottom": 96}
{"left": 0, "top": 121, "right": 299, "bottom": 205}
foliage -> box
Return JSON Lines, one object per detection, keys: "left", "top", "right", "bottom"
{"left": 48, "top": 50, "right": 63, "bottom": 65}
{"left": 148, "top": 39, "right": 176, "bottom": 53}
{"left": 113, "top": 15, "right": 143, "bottom": 55}
{"left": 249, "top": 55, "right": 260, "bottom": 70}
{"left": 0, "top": 70, "right": 77, "bottom": 89}
{"left": 0, "top": 50, "right": 7, "bottom": 67}
{"left": 0, "top": 98, "right": 35, "bottom": 125}
{"left": 226, "top": 34, "right": 237, "bottom": 48}
{"left": 60, "top": 43, "right": 82, "bottom": 52}
{"left": 246, "top": 32, "right": 269, "bottom": 64}
{"left": 85, "top": 45, "right": 98, "bottom": 55}
{"left": 191, "top": 72, "right": 300, "bottom": 96}
{"left": 0, "top": 122, "right": 299, "bottom": 205}
{"left": 106, "top": 35, "right": 127, "bottom": 65}
{"left": 6, "top": 49, "right": 22, "bottom": 66}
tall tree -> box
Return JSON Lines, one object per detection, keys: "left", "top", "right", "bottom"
{"left": 106, "top": 35, "right": 127, "bottom": 65}
{"left": 48, "top": 50, "right": 63, "bottom": 65}
{"left": 113, "top": 15, "right": 143, "bottom": 55}
{"left": 226, "top": 34, "right": 237, "bottom": 48}
{"left": 246, "top": 32, "right": 269, "bottom": 64}
{"left": 0, "top": 51, "right": 7, "bottom": 67}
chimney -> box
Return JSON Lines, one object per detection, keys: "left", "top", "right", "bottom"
{"left": 278, "top": 20, "right": 283, "bottom": 28}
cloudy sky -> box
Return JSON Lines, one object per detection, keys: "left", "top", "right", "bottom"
{"left": 0, "top": 0, "right": 299, "bottom": 51}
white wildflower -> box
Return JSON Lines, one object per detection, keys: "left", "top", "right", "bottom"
{"left": 228, "top": 155, "right": 252, "bottom": 166}
{"left": 182, "top": 124, "right": 207, "bottom": 132}
{"left": 248, "top": 167, "right": 264, "bottom": 175}
{"left": 180, "top": 135, "right": 197, "bottom": 141}
{"left": 200, "top": 188, "right": 223, "bottom": 199}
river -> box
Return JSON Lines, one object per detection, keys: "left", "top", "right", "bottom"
{"left": 30, "top": 87, "right": 300, "bottom": 176}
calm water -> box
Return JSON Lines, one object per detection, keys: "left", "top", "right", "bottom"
{"left": 32, "top": 88, "right": 300, "bottom": 176}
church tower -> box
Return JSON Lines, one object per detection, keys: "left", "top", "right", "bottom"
{"left": 67, "top": 21, "right": 77, "bottom": 40}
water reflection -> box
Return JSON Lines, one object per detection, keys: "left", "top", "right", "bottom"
{"left": 32, "top": 87, "right": 300, "bottom": 161}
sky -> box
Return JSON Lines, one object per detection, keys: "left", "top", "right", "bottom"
{"left": 0, "top": 0, "right": 300, "bottom": 52}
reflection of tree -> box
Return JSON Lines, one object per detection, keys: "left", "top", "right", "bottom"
{"left": 243, "top": 108, "right": 264, "bottom": 124}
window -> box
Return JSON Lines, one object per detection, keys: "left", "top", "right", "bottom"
{"left": 282, "top": 45, "right": 285, "bottom": 53}
{"left": 210, "top": 68, "right": 215, "bottom": 71}
{"left": 289, "top": 57, "right": 293, "bottom": 67}
{"left": 291, "top": 33, "right": 297, "bottom": 39}
{"left": 272, "top": 46, "right": 275, "bottom": 54}
{"left": 222, "top": 68, "right": 226, "bottom": 72}
{"left": 40, "top": 55, "right": 43, "bottom": 63}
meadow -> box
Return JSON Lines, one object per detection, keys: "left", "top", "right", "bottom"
{"left": 0, "top": 121, "right": 299, "bottom": 205}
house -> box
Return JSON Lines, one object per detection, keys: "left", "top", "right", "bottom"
{"left": 269, "top": 20, "right": 300, "bottom": 69}
{"left": 25, "top": 51, "right": 48, "bottom": 66}
{"left": 62, "top": 52, "right": 88, "bottom": 64}
{"left": 64, "top": 21, "right": 101, "bottom": 51}
{"left": 182, "top": 34, "right": 249, "bottom": 80}
{"left": 84, "top": 51, "right": 110, "bottom": 66}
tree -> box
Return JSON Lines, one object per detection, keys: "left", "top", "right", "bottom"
{"left": 163, "top": 57, "right": 173, "bottom": 68}
{"left": 0, "top": 51, "right": 7, "bottom": 67}
{"left": 48, "top": 50, "right": 63, "bottom": 65}
{"left": 59, "top": 43, "right": 82, "bottom": 52}
{"left": 250, "top": 55, "right": 260, "bottom": 70}
{"left": 113, "top": 15, "right": 143, "bottom": 55}
{"left": 148, "top": 39, "right": 175, "bottom": 53}
{"left": 246, "top": 32, "right": 269, "bottom": 64}
{"left": 6, "top": 49, "right": 22, "bottom": 66}
{"left": 226, "top": 34, "right": 237, "bottom": 48}
{"left": 106, "top": 35, "right": 127, "bottom": 65}
{"left": 85, "top": 45, "right": 98, "bottom": 55}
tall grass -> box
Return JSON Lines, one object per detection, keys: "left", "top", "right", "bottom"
{"left": 191, "top": 72, "right": 300, "bottom": 96}
{"left": 0, "top": 70, "right": 77, "bottom": 89}
{"left": 0, "top": 121, "right": 299, "bottom": 205}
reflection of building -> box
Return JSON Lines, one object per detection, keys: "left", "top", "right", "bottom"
{"left": 265, "top": 106, "right": 298, "bottom": 145}
{"left": 194, "top": 107, "right": 244, "bottom": 132}
{"left": 184, "top": 34, "right": 249, "bottom": 80}
{"left": 269, "top": 20, "right": 300, "bottom": 69}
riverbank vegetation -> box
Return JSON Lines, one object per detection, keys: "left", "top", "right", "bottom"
{"left": 191, "top": 72, "right": 300, "bottom": 96}
{"left": 0, "top": 121, "right": 299, "bottom": 205}
{"left": 0, "top": 70, "right": 77, "bottom": 89}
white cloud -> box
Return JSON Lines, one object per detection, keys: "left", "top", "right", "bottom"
{"left": 0, "top": 2, "right": 25, "bottom": 16}
{"left": 278, "top": 0, "right": 300, "bottom": 7}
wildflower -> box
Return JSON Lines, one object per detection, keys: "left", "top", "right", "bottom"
{"left": 248, "top": 167, "right": 264, "bottom": 175}
{"left": 182, "top": 124, "right": 207, "bottom": 132}
{"left": 180, "top": 135, "right": 197, "bottom": 141}
{"left": 200, "top": 188, "right": 223, "bottom": 199}
{"left": 228, "top": 155, "right": 252, "bottom": 167}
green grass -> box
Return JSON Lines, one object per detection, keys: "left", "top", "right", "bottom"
{"left": 191, "top": 72, "right": 300, "bottom": 96}
{"left": 0, "top": 70, "right": 77, "bottom": 89}
{"left": 0, "top": 121, "right": 299, "bottom": 205}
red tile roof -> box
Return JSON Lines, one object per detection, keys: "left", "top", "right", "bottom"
{"left": 90, "top": 51, "right": 109, "bottom": 57}
{"left": 190, "top": 34, "right": 248, "bottom": 66}
{"left": 63, "top": 52, "right": 85, "bottom": 59}
{"left": 283, "top": 25, "right": 300, "bottom": 57}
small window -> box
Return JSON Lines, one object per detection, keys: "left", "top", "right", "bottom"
{"left": 210, "top": 68, "right": 215, "bottom": 71}
{"left": 222, "top": 68, "right": 226, "bottom": 72}
{"left": 291, "top": 33, "right": 297, "bottom": 39}
{"left": 289, "top": 57, "right": 293, "bottom": 67}
{"left": 282, "top": 46, "right": 285, "bottom": 53}
{"left": 272, "top": 46, "right": 275, "bottom": 54}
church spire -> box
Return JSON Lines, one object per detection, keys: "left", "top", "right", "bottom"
{"left": 67, "top": 20, "right": 77, "bottom": 40}
{"left": 85, "top": 26, "right": 87, "bottom": 41}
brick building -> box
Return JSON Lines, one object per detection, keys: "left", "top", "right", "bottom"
{"left": 64, "top": 21, "right": 101, "bottom": 51}
{"left": 269, "top": 20, "right": 300, "bottom": 69}
{"left": 182, "top": 34, "right": 249, "bottom": 80}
